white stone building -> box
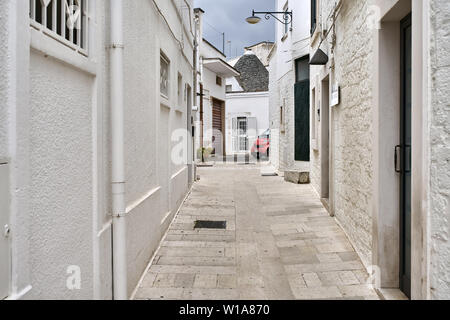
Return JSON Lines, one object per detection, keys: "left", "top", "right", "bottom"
{"left": 0, "top": 0, "right": 195, "bottom": 300}
{"left": 309, "top": 0, "right": 450, "bottom": 299}
{"left": 194, "top": 8, "right": 239, "bottom": 159}
{"left": 225, "top": 50, "right": 271, "bottom": 157}
{"left": 268, "top": 0, "right": 312, "bottom": 175}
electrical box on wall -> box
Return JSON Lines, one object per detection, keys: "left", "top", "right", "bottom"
{"left": 0, "top": 162, "right": 11, "bottom": 299}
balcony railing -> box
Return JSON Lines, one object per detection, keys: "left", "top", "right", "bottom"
{"left": 30, "top": 0, "right": 90, "bottom": 56}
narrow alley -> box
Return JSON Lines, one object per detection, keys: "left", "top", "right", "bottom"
{"left": 134, "top": 164, "right": 379, "bottom": 300}
{"left": 2, "top": 0, "right": 449, "bottom": 304}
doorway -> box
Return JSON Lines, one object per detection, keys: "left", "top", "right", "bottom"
{"left": 320, "top": 78, "right": 330, "bottom": 203}
{"left": 399, "top": 13, "right": 412, "bottom": 298}
{"left": 186, "top": 84, "right": 193, "bottom": 184}
{"left": 212, "top": 98, "right": 225, "bottom": 156}
{"left": 237, "top": 117, "right": 248, "bottom": 152}
{"left": 294, "top": 55, "right": 310, "bottom": 161}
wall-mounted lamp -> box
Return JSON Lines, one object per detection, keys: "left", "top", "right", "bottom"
{"left": 310, "top": 48, "right": 329, "bottom": 65}
{"left": 246, "top": 10, "right": 293, "bottom": 30}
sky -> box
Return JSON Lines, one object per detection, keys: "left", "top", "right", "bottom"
{"left": 194, "top": 0, "right": 275, "bottom": 59}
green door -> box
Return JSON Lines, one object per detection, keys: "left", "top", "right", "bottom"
{"left": 295, "top": 80, "right": 310, "bottom": 161}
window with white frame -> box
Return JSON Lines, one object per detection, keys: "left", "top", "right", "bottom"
{"left": 30, "top": 0, "right": 90, "bottom": 55}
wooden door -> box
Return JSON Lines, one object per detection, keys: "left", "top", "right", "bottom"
{"left": 212, "top": 99, "right": 224, "bottom": 156}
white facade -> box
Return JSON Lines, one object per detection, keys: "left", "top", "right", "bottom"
{"left": 225, "top": 92, "right": 269, "bottom": 155}
{"left": 244, "top": 41, "right": 275, "bottom": 67}
{"left": 224, "top": 48, "right": 272, "bottom": 156}
{"left": 0, "top": 0, "right": 195, "bottom": 300}
{"left": 269, "top": 0, "right": 311, "bottom": 174}
{"left": 194, "top": 8, "right": 239, "bottom": 159}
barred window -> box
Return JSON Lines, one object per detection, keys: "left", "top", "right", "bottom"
{"left": 30, "top": 0, "right": 90, "bottom": 55}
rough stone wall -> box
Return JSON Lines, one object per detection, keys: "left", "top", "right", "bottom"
{"left": 333, "top": 0, "right": 374, "bottom": 266}
{"left": 311, "top": 0, "right": 374, "bottom": 266}
{"left": 310, "top": 84, "right": 321, "bottom": 194}
{"left": 429, "top": 0, "right": 450, "bottom": 300}
{"left": 268, "top": 57, "right": 280, "bottom": 169}
{"left": 279, "top": 70, "right": 295, "bottom": 172}
{"left": 234, "top": 54, "right": 269, "bottom": 92}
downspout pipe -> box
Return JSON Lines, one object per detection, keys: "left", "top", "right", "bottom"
{"left": 110, "top": 0, "right": 127, "bottom": 300}
{"left": 193, "top": 36, "right": 198, "bottom": 173}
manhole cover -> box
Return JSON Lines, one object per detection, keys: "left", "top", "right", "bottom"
{"left": 194, "top": 220, "right": 227, "bottom": 229}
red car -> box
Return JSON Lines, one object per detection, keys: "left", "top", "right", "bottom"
{"left": 251, "top": 129, "right": 270, "bottom": 159}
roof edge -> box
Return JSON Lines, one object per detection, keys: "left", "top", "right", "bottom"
{"left": 244, "top": 41, "right": 275, "bottom": 50}
{"left": 202, "top": 57, "right": 240, "bottom": 76}
{"left": 202, "top": 38, "right": 226, "bottom": 58}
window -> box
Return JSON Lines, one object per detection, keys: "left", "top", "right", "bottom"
{"left": 280, "top": 102, "right": 286, "bottom": 133}
{"left": 216, "top": 76, "right": 222, "bottom": 86}
{"left": 177, "top": 73, "right": 183, "bottom": 106}
{"left": 226, "top": 85, "right": 232, "bottom": 93}
{"left": 30, "top": 0, "right": 90, "bottom": 54}
{"left": 160, "top": 54, "right": 170, "bottom": 98}
{"left": 296, "top": 56, "right": 310, "bottom": 83}
{"left": 311, "top": 0, "right": 317, "bottom": 35}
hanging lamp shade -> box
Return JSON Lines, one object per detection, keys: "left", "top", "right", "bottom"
{"left": 310, "top": 48, "right": 329, "bottom": 65}
{"left": 246, "top": 15, "right": 261, "bottom": 24}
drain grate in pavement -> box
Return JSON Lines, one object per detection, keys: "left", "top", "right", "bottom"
{"left": 194, "top": 220, "right": 227, "bottom": 229}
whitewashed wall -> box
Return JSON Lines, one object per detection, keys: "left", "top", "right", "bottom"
{"left": 269, "top": 0, "right": 310, "bottom": 173}
{"left": 225, "top": 92, "right": 269, "bottom": 155}
{"left": 0, "top": 0, "right": 194, "bottom": 300}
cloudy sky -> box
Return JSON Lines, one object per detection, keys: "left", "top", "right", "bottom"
{"left": 194, "top": 0, "right": 275, "bottom": 59}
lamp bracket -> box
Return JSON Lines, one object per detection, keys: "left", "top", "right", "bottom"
{"left": 252, "top": 10, "right": 293, "bottom": 28}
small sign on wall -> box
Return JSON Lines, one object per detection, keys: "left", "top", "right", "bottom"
{"left": 331, "top": 82, "right": 340, "bottom": 107}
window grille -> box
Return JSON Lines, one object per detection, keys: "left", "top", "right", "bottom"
{"left": 30, "top": 0, "right": 90, "bottom": 55}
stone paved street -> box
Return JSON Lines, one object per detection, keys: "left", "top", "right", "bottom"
{"left": 134, "top": 164, "right": 380, "bottom": 300}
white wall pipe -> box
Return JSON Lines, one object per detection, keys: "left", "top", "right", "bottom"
{"left": 110, "top": 0, "right": 127, "bottom": 300}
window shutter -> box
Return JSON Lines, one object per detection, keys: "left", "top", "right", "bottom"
{"left": 232, "top": 118, "right": 238, "bottom": 152}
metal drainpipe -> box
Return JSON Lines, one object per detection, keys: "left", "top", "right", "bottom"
{"left": 110, "top": 0, "right": 127, "bottom": 300}
{"left": 200, "top": 83, "right": 204, "bottom": 163}
{"left": 193, "top": 36, "right": 198, "bottom": 172}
